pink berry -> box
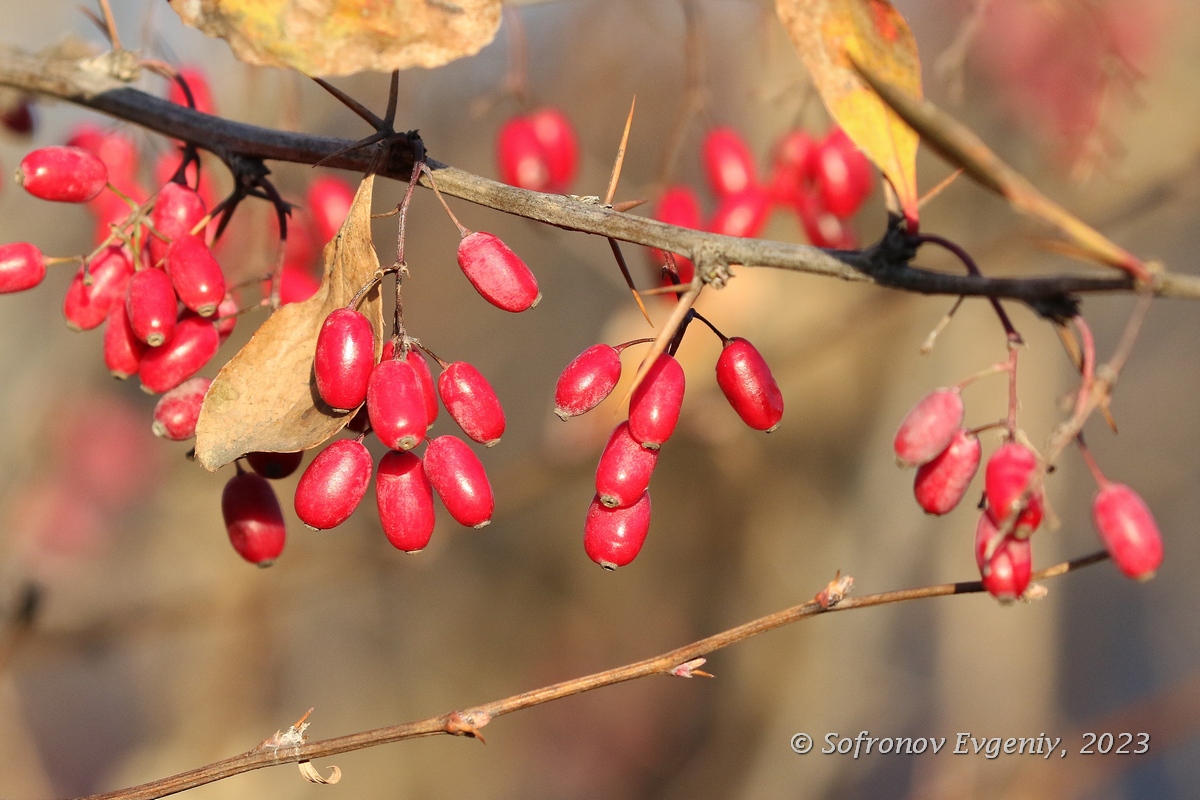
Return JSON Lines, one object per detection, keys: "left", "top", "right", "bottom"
{"left": 314, "top": 307, "right": 375, "bottom": 412}
{"left": 1092, "top": 483, "right": 1163, "bottom": 581}
{"left": 629, "top": 353, "right": 686, "bottom": 449}
{"left": 984, "top": 442, "right": 1044, "bottom": 534}
{"left": 554, "top": 343, "right": 622, "bottom": 420}
{"left": 892, "top": 387, "right": 965, "bottom": 467}
{"left": 125, "top": 268, "right": 179, "bottom": 347}
{"left": 367, "top": 358, "right": 428, "bottom": 451}
{"left": 247, "top": 451, "right": 305, "bottom": 480}
{"left": 584, "top": 491, "right": 651, "bottom": 569}
{"left": 149, "top": 182, "right": 207, "bottom": 266}
{"left": 715, "top": 337, "right": 784, "bottom": 432}
{"left": 424, "top": 435, "right": 494, "bottom": 529}
{"left": 526, "top": 107, "right": 579, "bottom": 192}
{"left": 708, "top": 187, "right": 771, "bottom": 239}
{"left": 0, "top": 242, "right": 45, "bottom": 293}
{"left": 702, "top": 128, "right": 756, "bottom": 198}
{"left": 63, "top": 246, "right": 133, "bottom": 331}
{"left": 913, "top": 429, "right": 981, "bottom": 515}
{"left": 17, "top": 146, "right": 108, "bottom": 203}
{"left": 138, "top": 314, "right": 219, "bottom": 394}
{"left": 596, "top": 421, "right": 659, "bottom": 509}
{"left": 165, "top": 234, "right": 225, "bottom": 316}
{"left": 295, "top": 439, "right": 373, "bottom": 530}
{"left": 496, "top": 115, "right": 551, "bottom": 192}
{"left": 222, "top": 470, "right": 286, "bottom": 566}
{"left": 438, "top": 361, "right": 505, "bottom": 446}
{"left": 152, "top": 376, "right": 211, "bottom": 440}
{"left": 457, "top": 231, "right": 541, "bottom": 313}
{"left": 974, "top": 512, "right": 1032, "bottom": 601}
{"left": 815, "top": 127, "right": 873, "bottom": 219}
{"left": 102, "top": 301, "right": 146, "bottom": 379}
{"left": 650, "top": 185, "right": 702, "bottom": 284}
{"left": 306, "top": 176, "right": 355, "bottom": 245}
{"left": 375, "top": 450, "right": 437, "bottom": 551}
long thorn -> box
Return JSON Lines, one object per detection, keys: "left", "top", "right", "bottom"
{"left": 607, "top": 238, "right": 652, "bottom": 326}
{"left": 312, "top": 77, "right": 386, "bottom": 130}
{"left": 605, "top": 96, "right": 636, "bottom": 206}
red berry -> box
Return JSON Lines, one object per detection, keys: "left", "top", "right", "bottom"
{"left": 214, "top": 293, "right": 238, "bottom": 343}
{"left": 708, "top": 187, "right": 771, "bottom": 238}
{"left": 584, "top": 491, "right": 651, "bottom": 569}
{"left": 438, "top": 361, "right": 505, "bottom": 446}
{"left": 496, "top": 115, "right": 551, "bottom": 192}
{"left": 306, "top": 176, "right": 355, "bottom": 245}
{"left": 527, "top": 107, "right": 579, "bottom": 192}
{"left": 406, "top": 348, "right": 439, "bottom": 426}
{"left": 222, "top": 470, "right": 286, "bottom": 566}
{"left": 66, "top": 125, "right": 138, "bottom": 187}
{"left": 165, "top": 234, "right": 225, "bottom": 316}
{"left": 375, "top": 450, "right": 437, "bottom": 551}
{"left": 247, "top": 451, "right": 305, "bottom": 480}
{"left": 893, "top": 387, "right": 964, "bottom": 467}
{"left": 596, "top": 421, "right": 659, "bottom": 509}
{"left": 167, "top": 66, "right": 216, "bottom": 115}
{"left": 913, "top": 429, "right": 981, "bottom": 515}
{"left": 554, "top": 343, "right": 622, "bottom": 420}
{"left": 368, "top": 358, "right": 428, "bottom": 451}
{"left": 278, "top": 263, "right": 321, "bottom": 305}
{"left": 102, "top": 301, "right": 146, "bottom": 379}
{"left": 702, "top": 127, "right": 757, "bottom": 198}
{"left": 424, "top": 435, "right": 494, "bottom": 529}
{"left": 815, "top": 128, "right": 873, "bottom": 219}
{"left": 1, "top": 97, "right": 34, "bottom": 137}
{"left": 149, "top": 182, "right": 208, "bottom": 266}
{"left": 650, "top": 185, "right": 702, "bottom": 284}
{"left": 0, "top": 242, "right": 45, "bottom": 293}
{"left": 984, "top": 442, "right": 1044, "bottom": 534}
{"left": 17, "top": 146, "right": 108, "bottom": 203}
{"left": 629, "top": 353, "right": 686, "bottom": 449}
{"left": 295, "top": 439, "right": 373, "bottom": 530}
{"left": 138, "top": 314, "right": 219, "bottom": 394}
{"left": 1092, "top": 483, "right": 1163, "bottom": 581}
{"left": 715, "top": 337, "right": 784, "bottom": 432}
{"left": 795, "top": 190, "right": 856, "bottom": 249}
{"left": 974, "top": 512, "right": 1032, "bottom": 601}
{"left": 457, "top": 231, "right": 541, "bottom": 313}
{"left": 314, "top": 308, "right": 375, "bottom": 412}
{"left": 63, "top": 246, "right": 133, "bottom": 331}
{"left": 125, "top": 268, "right": 179, "bottom": 347}
{"left": 766, "top": 129, "right": 816, "bottom": 205}
{"left": 152, "top": 376, "right": 211, "bottom": 440}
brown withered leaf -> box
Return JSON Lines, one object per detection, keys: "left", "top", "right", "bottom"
{"left": 776, "top": 0, "right": 922, "bottom": 227}
{"left": 167, "top": 0, "right": 501, "bottom": 77}
{"left": 194, "top": 175, "right": 383, "bottom": 472}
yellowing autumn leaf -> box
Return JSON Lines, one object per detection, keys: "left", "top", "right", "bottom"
{"left": 168, "top": 0, "right": 502, "bottom": 76}
{"left": 775, "top": 0, "right": 922, "bottom": 227}
{"left": 194, "top": 175, "right": 384, "bottom": 471}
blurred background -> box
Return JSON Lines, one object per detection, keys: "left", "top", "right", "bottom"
{"left": 0, "top": 0, "right": 1197, "bottom": 798}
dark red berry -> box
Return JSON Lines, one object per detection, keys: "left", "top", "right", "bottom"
{"left": 306, "top": 176, "right": 355, "bottom": 245}
{"left": 496, "top": 115, "right": 551, "bottom": 192}
{"left": 629, "top": 353, "right": 686, "bottom": 449}
{"left": 708, "top": 187, "right": 771, "bottom": 239}
{"left": 702, "top": 127, "right": 756, "bottom": 198}
{"left": 375, "top": 450, "right": 437, "bottom": 551}
{"left": 0, "top": 242, "right": 45, "bottom": 293}
{"left": 139, "top": 314, "right": 219, "bottom": 394}
{"left": 975, "top": 512, "right": 1032, "bottom": 601}
{"left": 1, "top": 97, "right": 34, "bottom": 137}
{"left": 715, "top": 337, "right": 784, "bottom": 432}
{"left": 247, "top": 451, "right": 304, "bottom": 480}
{"left": 295, "top": 439, "right": 373, "bottom": 530}
{"left": 584, "top": 491, "right": 651, "bottom": 569}
{"left": 893, "top": 387, "right": 964, "bottom": 467}
{"left": 457, "top": 231, "right": 541, "bottom": 313}
{"left": 367, "top": 358, "right": 428, "bottom": 451}
{"left": 126, "top": 268, "right": 178, "bottom": 347}
{"left": 314, "top": 307, "right": 375, "bottom": 412}
{"left": 424, "top": 435, "right": 494, "bottom": 529}
{"left": 438, "top": 361, "right": 505, "bottom": 446}
{"left": 596, "top": 421, "right": 659, "bottom": 509}
{"left": 166, "top": 234, "right": 225, "bottom": 316}
{"left": 222, "top": 470, "right": 286, "bottom": 566}
{"left": 102, "top": 301, "right": 146, "bottom": 379}
{"left": 17, "top": 146, "right": 108, "bottom": 203}
{"left": 152, "top": 376, "right": 211, "bottom": 440}
{"left": 1092, "top": 482, "right": 1163, "bottom": 581}
{"left": 984, "top": 442, "right": 1044, "bottom": 534}
{"left": 555, "top": 343, "right": 622, "bottom": 420}
{"left": 63, "top": 246, "right": 133, "bottom": 331}
{"left": 913, "top": 429, "right": 981, "bottom": 515}
{"left": 527, "top": 106, "right": 579, "bottom": 192}
{"left": 149, "top": 182, "right": 207, "bottom": 266}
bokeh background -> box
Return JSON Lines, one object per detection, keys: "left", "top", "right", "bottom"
{"left": 0, "top": 1, "right": 1197, "bottom": 798}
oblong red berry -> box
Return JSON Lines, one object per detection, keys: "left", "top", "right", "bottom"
{"left": 629, "top": 353, "right": 686, "bottom": 449}
{"left": 152, "top": 376, "right": 211, "bottom": 440}
{"left": 149, "top": 182, "right": 207, "bottom": 266}
{"left": 984, "top": 442, "right": 1044, "bottom": 534}
{"left": 368, "top": 358, "right": 428, "bottom": 451}
{"left": 555, "top": 344, "right": 622, "bottom": 420}
{"left": 17, "top": 146, "right": 108, "bottom": 203}
{"left": 815, "top": 127, "right": 873, "bottom": 219}
{"left": 702, "top": 128, "right": 756, "bottom": 198}
{"left": 584, "top": 491, "right": 651, "bottom": 569}
{"left": 1092, "top": 483, "right": 1163, "bottom": 581}
{"left": 715, "top": 337, "right": 784, "bottom": 432}
{"left": 406, "top": 348, "right": 439, "bottom": 426}
{"left": 0, "top": 242, "right": 45, "bottom": 293}
{"left": 424, "top": 435, "right": 494, "bottom": 529}
{"left": 527, "top": 106, "right": 579, "bottom": 192}
{"left": 974, "top": 512, "right": 1031, "bottom": 601}
{"left": 766, "top": 129, "right": 816, "bottom": 205}
{"left": 63, "top": 246, "right": 133, "bottom": 331}
{"left": 650, "top": 185, "right": 701, "bottom": 284}
{"left": 102, "top": 301, "right": 146, "bottom": 379}
{"left": 913, "top": 429, "right": 981, "bottom": 515}
{"left": 306, "top": 176, "right": 355, "bottom": 245}
{"left": 893, "top": 387, "right": 964, "bottom": 467}
{"left": 375, "top": 450, "right": 437, "bottom": 551}
{"left": 247, "top": 451, "right": 305, "bottom": 480}
{"left": 457, "top": 231, "right": 541, "bottom": 313}
{"left": 166, "top": 234, "right": 225, "bottom": 316}
{"left": 596, "top": 422, "right": 659, "bottom": 508}
{"left": 496, "top": 115, "right": 551, "bottom": 191}
{"left": 314, "top": 307, "right": 375, "bottom": 412}
{"left": 215, "top": 293, "right": 238, "bottom": 343}
{"left": 222, "top": 471, "right": 286, "bottom": 566}
{"left": 126, "top": 268, "right": 178, "bottom": 347}
{"left": 295, "top": 439, "right": 373, "bottom": 530}
{"left": 708, "top": 187, "right": 771, "bottom": 239}
{"left": 438, "top": 361, "right": 505, "bottom": 446}
{"left": 139, "top": 314, "right": 219, "bottom": 394}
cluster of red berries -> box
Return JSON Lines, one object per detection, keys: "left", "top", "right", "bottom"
{"left": 555, "top": 332, "right": 783, "bottom": 569}
{"left": 495, "top": 106, "right": 579, "bottom": 195}
{"left": 650, "top": 125, "right": 872, "bottom": 283}
{"left": 894, "top": 384, "right": 1163, "bottom": 600}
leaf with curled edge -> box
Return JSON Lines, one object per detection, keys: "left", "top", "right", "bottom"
{"left": 167, "top": 0, "right": 501, "bottom": 77}
{"left": 775, "top": 0, "right": 922, "bottom": 229}
{"left": 194, "top": 175, "right": 383, "bottom": 472}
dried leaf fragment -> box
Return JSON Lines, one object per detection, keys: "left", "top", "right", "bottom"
{"left": 299, "top": 761, "right": 342, "bottom": 784}
{"left": 194, "top": 175, "right": 384, "bottom": 471}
